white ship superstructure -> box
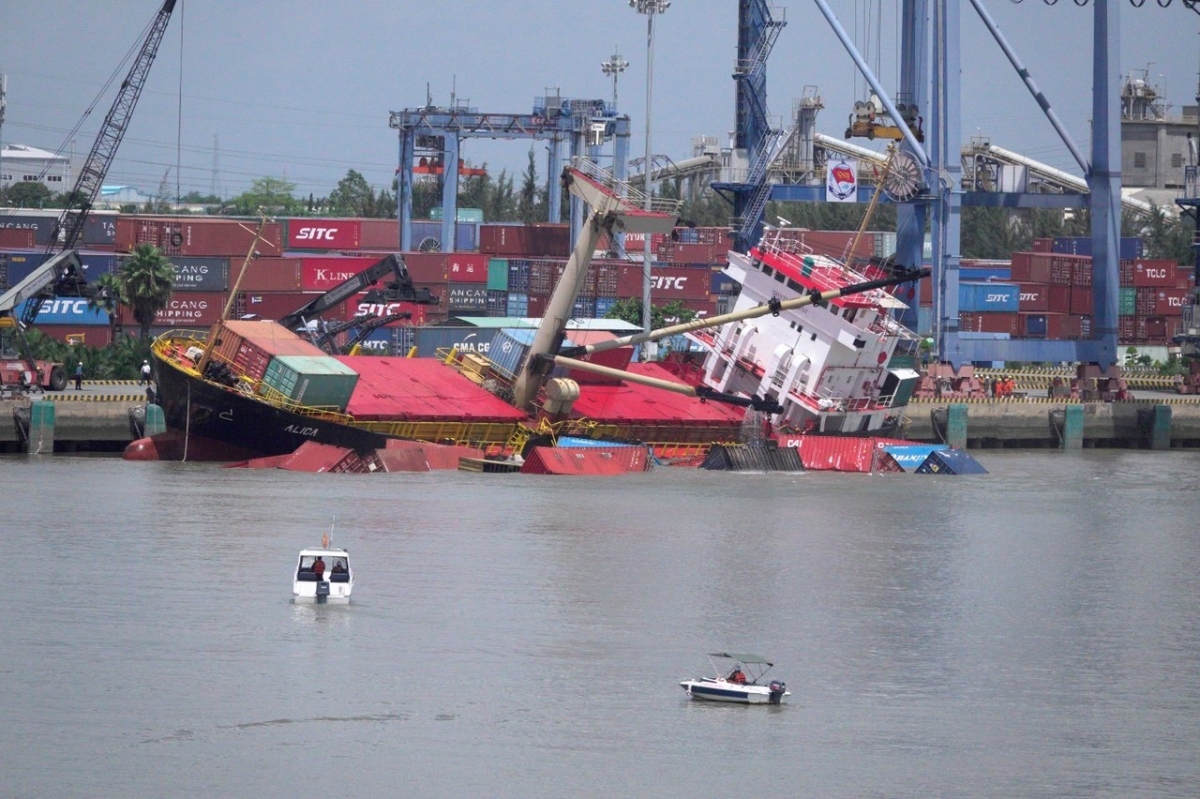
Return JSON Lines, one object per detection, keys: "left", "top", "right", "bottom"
{"left": 688, "top": 229, "right": 922, "bottom": 434}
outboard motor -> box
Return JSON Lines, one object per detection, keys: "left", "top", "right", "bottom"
{"left": 315, "top": 580, "right": 330, "bottom": 604}
{"left": 768, "top": 680, "right": 786, "bottom": 705}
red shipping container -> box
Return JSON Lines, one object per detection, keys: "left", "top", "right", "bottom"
{"left": 527, "top": 295, "right": 547, "bottom": 319}
{"left": 345, "top": 293, "right": 429, "bottom": 327}
{"left": 616, "top": 265, "right": 710, "bottom": 301}
{"left": 115, "top": 217, "right": 284, "bottom": 257}
{"left": 670, "top": 242, "right": 722, "bottom": 265}
{"left": 120, "top": 292, "right": 226, "bottom": 327}
{"left": 1031, "top": 238, "right": 1054, "bottom": 253}
{"left": 1071, "top": 257, "right": 1093, "bottom": 287}
{"left": 1047, "top": 283, "right": 1072, "bottom": 314}
{"left": 286, "top": 219, "right": 361, "bottom": 250}
{"left": 1018, "top": 283, "right": 1048, "bottom": 311}
{"left": 1154, "top": 288, "right": 1188, "bottom": 316}
{"left": 445, "top": 253, "right": 488, "bottom": 283}
{"left": 478, "top": 224, "right": 531, "bottom": 256}
{"left": 528, "top": 224, "right": 571, "bottom": 257}
{"left": 235, "top": 292, "right": 311, "bottom": 322}
{"left": 1119, "top": 259, "right": 1136, "bottom": 287}
{"left": 231, "top": 257, "right": 303, "bottom": 291}
{"left": 1118, "top": 316, "right": 1135, "bottom": 341}
{"left": 1069, "top": 287, "right": 1094, "bottom": 315}
{"left": 1010, "top": 252, "right": 1052, "bottom": 283}
{"left": 400, "top": 252, "right": 448, "bottom": 284}
{"left": 299, "top": 256, "right": 378, "bottom": 291}
{"left": 359, "top": 219, "right": 400, "bottom": 250}
{"left": 1134, "top": 287, "right": 1158, "bottom": 316}
{"left": 1050, "top": 256, "right": 1074, "bottom": 286}
{"left": 1045, "top": 314, "right": 1086, "bottom": 339}
{"left": 36, "top": 325, "right": 111, "bottom": 347}
{"left": 0, "top": 229, "right": 36, "bottom": 248}
{"left": 1133, "top": 259, "right": 1177, "bottom": 287}
{"left": 680, "top": 298, "right": 720, "bottom": 319}
{"left": 1176, "top": 266, "right": 1195, "bottom": 290}
{"left": 1138, "top": 316, "right": 1167, "bottom": 341}
{"left": 959, "top": 311, "right": 1019, "bottom": 335}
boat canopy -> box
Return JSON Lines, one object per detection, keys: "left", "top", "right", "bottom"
{"left": 710, "top": 652, "right": 772, "bottom": 665}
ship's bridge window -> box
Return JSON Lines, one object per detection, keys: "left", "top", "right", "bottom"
{"left": 774, "top": 271, "right": 786, "bottom": 285}
{"left": 787, "top": 278, "right": 801, "bottom": 293}
{"left": 763, "top": 265, "right": 774, "bottom": 278}
{"left": 843, "top": 308, "right": 857, "bottom": 323}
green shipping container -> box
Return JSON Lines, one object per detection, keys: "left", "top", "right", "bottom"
{"left": 487, "top": 258, "right": 509, "bottom": 291}
{"left": 1118, "top": 287, "right": 1137, "bottom": 317}
{"left": 259, "top": 355, "right": 359, "bottom": 411}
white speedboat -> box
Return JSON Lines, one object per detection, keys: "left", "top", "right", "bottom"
{"left": 679, "top": 653, "right": 789, "bottom": 704}
{"left": 293, "top": 532, "right": 352, "bottom": 603}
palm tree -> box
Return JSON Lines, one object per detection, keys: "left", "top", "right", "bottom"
{"left": 118, "top": 244, "right": 175, "bottom": 340}
{"left": 87, "top": 272, "right": 125, "bottom": 344}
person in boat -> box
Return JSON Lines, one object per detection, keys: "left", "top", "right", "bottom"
{"left": 312, "top": 556, "right": 325, "bottom": 580}
{"left": 331, "top": 559, "right": 346, "bottom": 575}
{"left": 728, "top": 668, "right": 747, "bottom": 684}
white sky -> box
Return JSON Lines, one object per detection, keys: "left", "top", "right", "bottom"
{"left": 1, "top": 0, "right": 1196, "bottom": 200}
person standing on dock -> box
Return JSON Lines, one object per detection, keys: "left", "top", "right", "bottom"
{"left": 140, "top": 360, "right": 151, "bottom": 385}
{"left": 74, "top": 362, "right": 83, "bottom": 390}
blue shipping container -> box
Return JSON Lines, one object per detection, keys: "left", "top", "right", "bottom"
{"left": 594, "top": 296, "right": 618, "bottom": 318}
{"left": 572, "top": 298, "right": 596, "bottom": 318}
{"left": 412, "top": 326, "right": 500, "bottom": 358}
{"left": 1022, "top": 314, "right": 1047, "bottom": 338}
{"left": 710, "top": 270, "right": 738, "bottom": 295}
{"left": 506, "top": 292, "right": 529, "bottom": 317}
{"left": 488, "top": 328, "right": 538, "bottom": 378}
{"left": 1052, "top": 236, "right": 1142, "bottom": 260}
{"left": 19, "top": 296, "right": 110, "bottom": 326}
{"left": 77, "top": 252, "right": 118, "bottom": 277}
{"left": 959, "top": 281, "right": 1019, "bottom": 312}
{"left": 2, "top": 251, "right": 49, "bottom": 286}
{"left": 917, "top": 305, "right": 933, "bottom": 335}
{"left": 959, "top": 265, "right": 1011, "bottom": 282}
{"left": 508, "top": 260, "right": 531, "bottom": 293}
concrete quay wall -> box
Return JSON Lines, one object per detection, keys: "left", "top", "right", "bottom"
{"left": 902, "top": 399, "right": 1200, "bottom": 447}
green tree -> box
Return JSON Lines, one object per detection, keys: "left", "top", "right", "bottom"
{"left": 117, "top": 244, "right": 175, "bottom": 339}
{"left": 1141, "top": 202, "right": 1192, "bottom": 262}
{"left": 517, "top": 149, "right": 545, "bottom": 223}
{"left": 328, "top": 169, "right": 375, "bottom": 216}
{"left": 604, "top": 297, "right": 697, "bottom": 331}
{"left": 227, "top": 176, "right": 300, "bottom": 215}
{"left": 4, "top": 181, "right": 54, "bottom": 208}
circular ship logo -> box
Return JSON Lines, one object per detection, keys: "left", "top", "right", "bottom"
{"left": 826, "top": 158, "right": 857, "bottom": 201}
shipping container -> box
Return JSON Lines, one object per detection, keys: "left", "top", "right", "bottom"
{"left": 446, "top": 283, "right": 488, "bottom": 313}
{"left": 669, "top": 242, "right": 722, "bottom": 266}
{"left": 1154, "top": 288, "right": 1188, "bottom": 316}
{"left": 486, "top": 328, "right": 538, "bottom": 378}
{"left": 20, "top": 295, "right": 110, "bottom": 325}
{"left": 1031, "top": 238, "right": 1054, "bottom": 253}
{"left": 115, "top": 217, "right": 284, "bottom": 257}
{"left": 359, "top": 218, "right": 400, "bottom": 250}
{"left": 298, "top": 256, "right": 378, "bottom": 292}
{"left": 285, "top": 218, "right": 362, "bottom": 250}
{"left": 959, "top": 282, "right": 1019, "bottom": 312}
{"left": 1010, "top": 252, "right": 1052, "bottom": 284}
{"left": 259, "top": 354, "right": 359, "bottom": 410}
{"left": 479, "top": 223, "right": 530, "bottom": 256}
{"left": 1071, "top": 258, "right": 1093, "bottom": 287}
{"left": 1045, "top": 314, "right": 1089, "bottom": 339}
{"left": 572, "top": 297, "right": 597, "bottom": 318}
{"left": 485, "top": 289, "right": 508, "bottom": 317}
{"left": 1138, "top": 316, "right": 1167, "bottom": 341}
{"left": 0, "top": 211, "right": 59, "bottom": 244}
{"left": 1052, "top": 236, "right": 1142, "bottom": 260}
{"left": 1133, "top": 259, "right": 1179, "bottom": 288}
{"left": 529, "top": 224, "right": 571, "bottom": 257}
{"left": 1119, "top": 259, "right": 1136, "bottom": 287}
{"left": 1018, "top": 313, "right": 1047, "bottom": 338}
{"left": 1047, "top": 284, "right": 1072, "bottom": 314}
{"left": 711, "top": 270, "right": 738, "bottom": 295}
{"left": 120, "top": 292, "right": 227, "bottom": 327}
{"left": 35, "top": 325, "right": 111, "bottom": 347}
{"left": 1118, "top": 316, "right": 1135, "bottom": 341}
{"left": 210, "top": 319, "right": 324, "bottom": 382}
{"left": 506, "top": 292, "right": 529, "bottom": 317}
{"left": 1119, "top": 287, "right": 1137, "bottom": 316}
{"left": 594, "top": 296, "right": 619, "bottom": 318}
{"left": 0, "top": 228, "right": 35, "bottom": 248}
{"left": 486, "top": 258, "right": 509, "bottom": 291}
{"left": 77, "top": 252, "right": 118, "bottom": 278}
{"left": 917, "top": 304, "right": 933, "bottom": 335}
{"left": 616, "top": 264, "right": 711, "bottom": 301}
{"left": 143, "top": 255, "right": 231, "bottom": 292}
{"left": 1017, "top": 283, "right": 1048, "bottom": 312}
{"left": 344, "top": 293, "right": 428, "bottom": 327}
{"left": 400, "top": 251, "right": 448, "bottom": 284}
{"left": 1069, "top": 287, "right": 1094, "bottom": 315}
{"left": 507, "top": 259, "right": 531, "bottom": 293}
{"left": 527, "top": 295, "right": 548, "bottom": 319}
{"left": 959, "top": 311, "right": 1019, "bottom": 335}
{"left": 446, "top": 253, "right": 488, "bottom": 283}
{"left": 1, "top": 251, "right": 48, "bottom": 286}
{"left": 959, "top": 261, "right": 1012, "bottom": 281}
{"left": 229, "top": 257, "right": 303, "bottom": 291}
{"left": 1134, "top": 287, "right": 1158, "bottom": 316}
{"left": 411, "top": 326, "right": 500, "bottom": 358}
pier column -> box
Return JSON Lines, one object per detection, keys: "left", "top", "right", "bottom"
{"left": 1060, "top": 405, "right": 1084, "bottom": 450}
{"left": 27, "top": 400, "right": 56, "bottom": 454}
{"left": 144, "top": 403, "right": 166, "bottom": 437}
{"left": 945, "top": 403, "right": 968, "bottom": 449}
{"left": 1139, "top": 404, "right": 1172, "bottom": 450}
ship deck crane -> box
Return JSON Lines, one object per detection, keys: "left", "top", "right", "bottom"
{"left": 0, "top": 0, "right": 177, "bottom": 391}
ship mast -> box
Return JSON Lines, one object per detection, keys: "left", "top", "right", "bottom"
{"left": 194, "top": 214, "right": 269, "bottom": 377}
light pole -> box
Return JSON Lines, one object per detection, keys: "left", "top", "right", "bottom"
{"left": 600, "top": 49, "right": 629, "bottom": 110}
{"left": 630, "top": 0, "right": 669, "bottom": 358}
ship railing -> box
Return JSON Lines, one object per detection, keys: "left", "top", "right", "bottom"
{"left": 352, "top": 420, "right": 521, "bottom": 451}
{"left": 570, "top": 156, "right": 682, "bottom": 216}
{"left": 255, "top": 383, "right": 356, "bottom": 424}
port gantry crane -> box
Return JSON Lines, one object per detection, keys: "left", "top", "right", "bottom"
{"left": 0, "top": 0, "right": 177, "bottom": 392}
